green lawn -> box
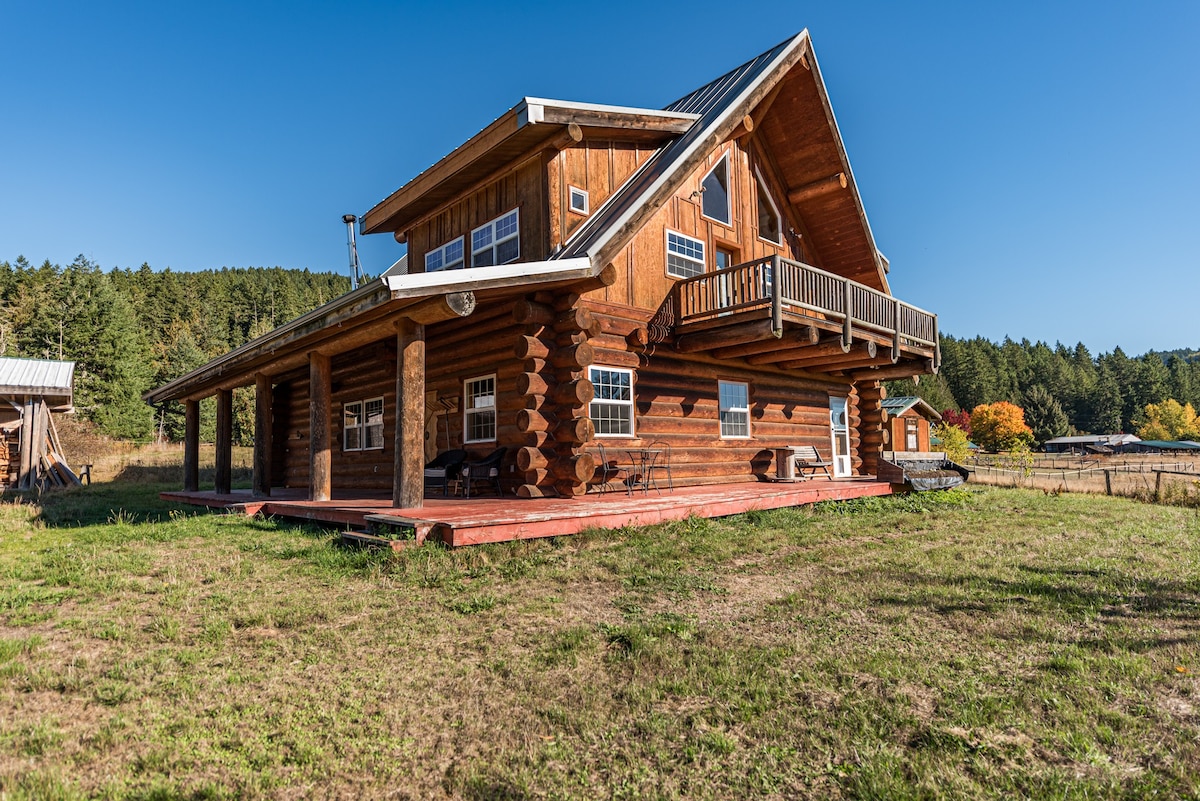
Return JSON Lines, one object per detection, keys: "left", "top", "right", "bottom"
{"left": 1, "top": 482, "right": 1198, "bottom": 799}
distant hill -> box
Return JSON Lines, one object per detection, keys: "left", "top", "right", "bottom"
{"left": 1148, "top": 348, "right": 1200, "bottom": 364}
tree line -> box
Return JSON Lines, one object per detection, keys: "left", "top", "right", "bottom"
{"left": 888, "top": 336, "right": 1200, "bottom": 445}
{"left": 0, "top": 255, "right": 350, "bottom": 443}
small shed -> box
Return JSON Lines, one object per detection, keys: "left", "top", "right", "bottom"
{"left": 0, "top": 357, "right": 76, "bottom": 490}
{"left": 881, "top": 396, "right": 941, "bottom": 453}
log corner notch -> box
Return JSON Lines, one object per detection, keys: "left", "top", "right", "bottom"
{"left": 394, "top": 290, "right": 478, "bottom": 511}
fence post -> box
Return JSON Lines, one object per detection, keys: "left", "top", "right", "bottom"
{"left": 1154, "top": 470, "right": 1163, "bottom": 502}
{"left": 1104, "top": 470, "right": 1112, "bottom": 496}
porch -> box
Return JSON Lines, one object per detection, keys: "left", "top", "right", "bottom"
{"left": 160, "top": 477, "right": 892, "bottom": 548}
{"left": 667, "top": 255, "right": 939, "bottom": 379}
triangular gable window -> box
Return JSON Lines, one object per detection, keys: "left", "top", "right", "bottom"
{"left": 755, "top": 167, "right": 782, "bottom": 245}
{"left": 701, "top": 154, "right": 731, "bottom": 225}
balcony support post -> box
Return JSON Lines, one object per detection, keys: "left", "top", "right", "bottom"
{"left": 842, "top": 281, "right": 854, "bottom": 347}
{"left": 770, "top": 255, "right": 782, "bottom": 337}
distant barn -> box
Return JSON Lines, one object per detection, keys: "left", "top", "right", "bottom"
{"left": 0, "top": 357, "right": 76, "bottom": 490}
{"left": 1043, "top": 433, "right": 1140, "bottom": 454}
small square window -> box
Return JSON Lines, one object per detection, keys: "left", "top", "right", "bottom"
{"left": 569, "top": 186, "right": 589, "bottom": 215}
{"left": 666, "top": 229, "right": 705, "bottom": 279}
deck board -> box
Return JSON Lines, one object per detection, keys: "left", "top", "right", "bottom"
{"left": 161, "top": 479, "right": 892, "bottom": 547}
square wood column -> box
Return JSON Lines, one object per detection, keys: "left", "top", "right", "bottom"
{"left": 309, "top": 352, "right": 332, "bottom": 502}
{"left": 394, "top": 319, "right": 425, "bottom": 509}
{"left": 183, "top": 398, "right": 200, "bottom": 492}
{"left": 253, "top": 373, "right": 272, "bottom": 498}
{"left": 215, "top": 388, "right": 232, "bottom": 495}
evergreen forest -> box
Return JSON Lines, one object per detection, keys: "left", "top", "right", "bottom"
{"left": 2, "top": 255, "right": 1197, "bottom": 448}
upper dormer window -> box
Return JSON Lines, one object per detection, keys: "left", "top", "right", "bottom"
{"left": 472, "top": 209, "right": 520, "bottom": 267}
{"left": 425, "top": 236, "right": 464, "bottom": 272}
{"left": 755, "top": 168, "right": 782, "bottom": 245}
{"left": 701, "top": 154, "right": 731, "bottom": 225}
{"left": 569, "top": 186, "right": 589, "bottom": 215}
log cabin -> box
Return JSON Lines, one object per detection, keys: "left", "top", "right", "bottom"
{"left": 881, "top": 396, "right": 942, "bottom": 454}
{"left": 145, "top": 30, "right": 939, "bottom": 508}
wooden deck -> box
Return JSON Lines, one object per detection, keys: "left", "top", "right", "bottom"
{"left": 161, "top": 478, "right": 892, "bottom": 547}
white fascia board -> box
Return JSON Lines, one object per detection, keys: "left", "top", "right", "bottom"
{"left": 385, "top": 258, "right": 595, "bottom": 298}
{"left": 518, "top": 97, "right": 701, "bottom": 127}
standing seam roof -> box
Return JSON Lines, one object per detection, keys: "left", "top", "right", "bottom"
{"left": 0, "top": 357, "right": 75, "bottom": 395}
{"left": 556, "top": 34, "right": 800, "bottom": 260}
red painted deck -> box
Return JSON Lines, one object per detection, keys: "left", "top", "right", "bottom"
{"left": 161, "top": 478, "right": 893, "bottom": 547}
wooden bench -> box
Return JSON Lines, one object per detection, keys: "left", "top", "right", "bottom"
{"left": 791, "top": 445, "right": 833, "bottom": 481}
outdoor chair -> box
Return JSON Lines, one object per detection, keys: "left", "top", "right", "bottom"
{"left": 462, "top": 447, "right": 506, "bottom": 498}
{"left": 792, "top": 445, "right": 833, "bottom": 480}
{"left": 593, "top": 443, "right": 628, "bottom": 493}
{"left": 423, "top": 449, "right": 467, "bottom": 496}
{"left": 647, "top": 440, "right": 674, "bottom": 491}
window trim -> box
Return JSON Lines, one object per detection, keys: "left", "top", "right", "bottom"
{"left": 718, "top": 380, "right": 751, "bottom": 440}
{"left": 754, "top": 166, "right": 783, "bottom": 245}
{"left": 588, "top": 365, "right": 635, "bottom": 438}
{"left": 463, "top": 374, "right": 498, "bottom": 444}
{"left": 343, "top": 396, "right": 385, "bottom": 452}
{"left": 700, "top": 152, "right": 732, "bottom": 226}
{"left": 471, "top": 209, "right": 520, "bottom": 267}
{"left": 425, "top": 236, "right": 465, "bottom": 273}
{"left": 568, "top": 186, "right": 589, "bottom": 215}
{"left": 665, "top": 228, "right": 706, "bottom": 279}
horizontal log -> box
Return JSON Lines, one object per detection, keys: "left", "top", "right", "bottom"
{"left": 849, "top": 360, "right": 934, "bottom": 383}
{"left": 788, "top": 172, "right": 847, "bottom": 205}
{"left": 516, "top": 446, "right": 554, "bottom": 472}
{"left": 710, "top": 325, "right": 817, "bottom": 360}
{"left": 517, "top": 372, "right": 551, "bottom": 397}
{"left": 554, "top": 416, "right": 594, "bottom": 444}
{"left": 517, "top": 409, "right": 555, "bottom": 434}
{"left": 550, "top": 341, "right": 594, "bottom": 370}
{"left": 551, "top": 453, "right": 596, "bottom": 483}
{"left": 523, "top": 357, "right": 547, "bottom": 374}
{"left": 404, "top": 291, "right": 477, "bottom": 325}
{"left": 676, "top": 319, "right": 779, "bottom": 354}
{"left": 777, "top": 341, "right": 876, "bottom": 370}
{"left": 553, "top": 378, "right": 594, "bottom": 406}
{"left": 517, "top": 483, "right": 556, "bottom": 498}
{"left": 625, "top": 327, "right": 650, "bottom": 348}
{"left": 554, "top": 480, "right": 588, "bottom": 498}
{"left": 748, "top": 337, "right": 859, "bottom": 366}
{"left": 514, "top": 335, "right": 552, "bottom": 361}
{"left": 589, "top": 348, "right": 641, "bottom": 369}
{"left": 512, "top": 298, "right": 555, "bottom": 325}
{"left": 554, "top": 306, "right": 595, "bottom": 334}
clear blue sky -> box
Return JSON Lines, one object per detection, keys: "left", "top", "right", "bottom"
{"left": 2, "top": 1, "right": 1196, "bottom": 356}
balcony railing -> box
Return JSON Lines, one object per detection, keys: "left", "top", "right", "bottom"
{"left": 675, "top": 255, "right": 938, "bottom": 350}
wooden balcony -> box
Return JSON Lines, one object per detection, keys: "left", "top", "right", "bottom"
{"left": 668, "top": 256, "right": 939, "bottom": 377}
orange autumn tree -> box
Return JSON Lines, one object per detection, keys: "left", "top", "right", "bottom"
{"left": 970, "top": 401, "right": 1034, "bottom": 452}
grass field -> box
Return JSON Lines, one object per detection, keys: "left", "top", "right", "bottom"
{"left": 1, "top": 478, "right": 1199, "bottom": 799}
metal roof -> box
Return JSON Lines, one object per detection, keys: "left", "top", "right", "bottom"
{"left": 1125, "top": 440, "right": 1200, "bottom": 451}
{"left": 1044, "top": 434, "right": 1141, "bottom": 445}
{"left": 881, "top": 396, "right": 941, "bottom": 420}
{"left": 0, "top": 357, "right": 75, "bottom": 398}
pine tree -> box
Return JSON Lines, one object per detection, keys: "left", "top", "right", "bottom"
{"left": 1023, "top": 385, "right": 1071, "bottom": 446}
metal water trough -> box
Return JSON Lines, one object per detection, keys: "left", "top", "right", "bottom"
{"left": 878, "top": 451, "right": 970, "bottom": 492}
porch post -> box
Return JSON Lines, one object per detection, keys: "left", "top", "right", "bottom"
{"left": 253, "top": 373, "right": 272, "bottom": 498}
{"left": 394, "top": 318, "right": 426, "bottom": 509}
{"left": 183, "top": 398, "right": 200, "bottom": 492}
{"left": 308, "top": 352, "right": 332, "bottom": 502}
{"left": 215, "top": 388, "right": 232, "bottom": 495}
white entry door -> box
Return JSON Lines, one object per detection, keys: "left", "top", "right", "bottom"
{"left": 829, "top": 396, "right": 852, "bottom": 477}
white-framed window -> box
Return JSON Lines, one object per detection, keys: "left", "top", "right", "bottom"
{"left": 425, "top": 237, "right": 464, "bottom": 272}
{"left": 701, "top": 153, "right": 731, "bottom": 225}
{"left": 589, "top": 366, "right": 634, "bottom": 437}
{"left": 472, "top": 209, "right": 520, "bottom": 267}
{"left": 718, "top": 381, "right": 750, "bottom": 439}
{"left": 755, "top": 167, "right": 782, "bottom": 245}
{"left": 666, "top": 229, "right": 705, "bottom": 279}
{"left": 344, "top": 396, "right": 385, "bottom": 451}
{"left": 464, "top": 374, "right": 497, "bottom": 443}
{"left": 569, "top": 186, "right": 589, "bottom": 215}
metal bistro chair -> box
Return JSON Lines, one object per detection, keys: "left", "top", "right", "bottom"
{"left": 647, "top": 439, "right": 674, "bottom": 491}
{"left": 593, "top": 443, "right": 628, "bottom": 493}
{"left": 423, "top": 449, "right": 467, "bottom": 496}
{"left": 462, "top": 447, "right": 506, "bottom": 498}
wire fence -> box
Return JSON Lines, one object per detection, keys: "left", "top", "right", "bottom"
{"left": 966, "top": 456, "right": 1200, "bottom": 507}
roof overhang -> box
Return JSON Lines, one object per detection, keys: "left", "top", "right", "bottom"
{"left": 0, "top": 358, "right": 75, "bottom": 407}
{"left": 361, "top": 98, "right": 698, "bottom": 237}
{"left": 144, "top": 258, "right": 596, "bottom": 405}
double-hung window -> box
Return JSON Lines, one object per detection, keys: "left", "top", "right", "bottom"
{"left": 589, "top": 366, "right": 634, "bottom": 437}
{"left": 344, "top": 397, "right": 384, "bottom": 451}
{"left": 701, "top": 153, "right": 731, "bottom": 225}
{"left": 425, "top": 237, "right": 464, "bottom": 272}
{"left": 464, "top": 375, "right": 497, "bottom": 443}
{"left": 718, "top": 381, "right": 750, "bottom": 439}
{"left": 666, "top": 230, "right": 705, "bottom": 279}
{"left": 472, "top": 209, "right": 520, "bottom": 267}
